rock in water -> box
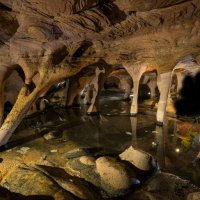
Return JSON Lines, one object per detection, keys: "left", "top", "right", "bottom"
{"left": 96, "top": 156, "right": 132, "bottom": 197}
{"left": 119, "top": 146, "right": 156, "bottom": 171}
{"left": 79, "top": 156, "right": 96, "bottom": 166}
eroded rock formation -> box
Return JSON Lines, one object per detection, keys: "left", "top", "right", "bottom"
{"left": 0, "top": 0, "right": 200, "bottom": 145}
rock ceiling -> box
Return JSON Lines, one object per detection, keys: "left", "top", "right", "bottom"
{"left": 1, "top": 0, "right": 200, "bottom": 75}
{"left": 0, "top": 0, "right": 200, "bottom": 145}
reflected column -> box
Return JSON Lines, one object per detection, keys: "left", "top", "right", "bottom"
{"left": 130, "top": 116, "right": 138, "bottom": 148}
{"left": 154, "top": 124, "right": 166, "bottom": 169}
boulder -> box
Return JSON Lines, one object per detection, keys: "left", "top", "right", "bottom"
{"left": 96, "top": 156, "right": 132, "bottom": 196}
{"left": 119, "top": 146, "right": 157, "bottom": 171}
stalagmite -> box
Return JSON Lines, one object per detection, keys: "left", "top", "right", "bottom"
{"left": 156, "top": 71, "right": 172, "bottom": 125}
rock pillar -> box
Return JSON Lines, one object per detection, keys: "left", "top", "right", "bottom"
{"left": 87, "top": 67, "right": 107, "bottom": 115}
{"left": 156, "top": 71, "right": 172, "bottom": 125}
{"left": 176, "top": 71, "right": 185, "bottom": 98}
{"left": 125, "top": 64, "right": 147, "bottom": 115}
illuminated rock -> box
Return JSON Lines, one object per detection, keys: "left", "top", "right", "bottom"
{"left": 119, "top": 146, "right": 157, "bottom": 171}
{"left": 96, "top": 156, "right": 132, "bottom": 196}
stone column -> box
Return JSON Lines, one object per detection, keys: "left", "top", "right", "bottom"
{"left": 87, "top": 67, "right": 106, "bottom": 115}
{"left": 125, "top": 64, "right": 147, "bottom": 115}
{"left": 147, "top": 78, "right": 157, "bottom": 98}
{"left": 176, "top": 71, "right": 185, "bottom": 98}
{"left": 156, "top": 71, "right": 172, "bottom": 125}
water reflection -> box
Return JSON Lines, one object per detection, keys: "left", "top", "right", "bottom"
{"left": 130, "top": 117, "right": 137, "bottom": 148}
{"left": 130, "top": 115, "right": 200, "bottom": 186}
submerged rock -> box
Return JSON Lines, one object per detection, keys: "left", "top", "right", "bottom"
{"left": 96, "top": 156, "right": 132, "bottom": 197}
{"left": 65, "top": 156, "right": 134, "bottom": 198}
{"left": 119, "top": 146, "right": 157, "bottom": 171}
{"left": 62, "top": 147, "right": 102, "bottom": 159}
{"left": 65, "top": 157, "right": 100, "bottom": 187}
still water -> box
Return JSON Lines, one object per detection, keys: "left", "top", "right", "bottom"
{"left": 9, "top": 90, "right": 200, "bottom": 189}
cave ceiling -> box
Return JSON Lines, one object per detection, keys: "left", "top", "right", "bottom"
{"left": 0, "top": 0, "right": 200, "bottom": 78}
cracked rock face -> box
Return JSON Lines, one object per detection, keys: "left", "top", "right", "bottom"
{"left": 0, "top": 0, "right": 200, "bottom": 144}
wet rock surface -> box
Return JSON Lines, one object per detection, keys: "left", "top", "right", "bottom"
{"left": 0, "top": 140, "right": 199, "bottom": 200}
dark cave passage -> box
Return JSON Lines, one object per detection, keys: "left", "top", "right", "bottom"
{"left": 175, "top": 72, "right": 200, "bottom": 116}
